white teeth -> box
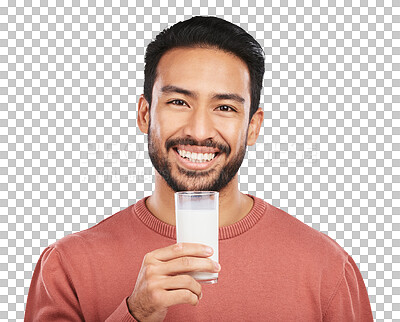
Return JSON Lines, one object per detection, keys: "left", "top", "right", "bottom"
{"left": 177, "top": 149, "right": 217, "bottom": 162}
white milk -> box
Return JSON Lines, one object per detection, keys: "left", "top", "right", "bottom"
{"left": 176, "top": 209, "right": 219, "bottom": 282}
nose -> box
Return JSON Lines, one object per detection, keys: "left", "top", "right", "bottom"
{"left": 181, "top": 106, "right": 217, "bottom": 141}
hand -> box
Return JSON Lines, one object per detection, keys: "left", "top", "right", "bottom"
{"left": 127, "top": 243, "right": 221, "bottom": 322}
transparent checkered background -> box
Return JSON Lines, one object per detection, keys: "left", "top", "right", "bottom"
{"left": 0, "top": 0, "right": 399, "bottom": 321}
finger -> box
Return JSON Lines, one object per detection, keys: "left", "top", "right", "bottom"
{"left": 151, "top": 242, "right": 214, "bottom": 262}
{"left": 158, "top": 256, "right": 220, "bottom": 276}
{"left": 162, "top": 274, "right": 202, "bottom": 299}
{"left": 162, "top": 289, "right": 200, "bottom": 307}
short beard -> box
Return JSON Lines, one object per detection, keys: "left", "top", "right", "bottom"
{"left": 147, "top": 120, "right": 248, "bottom": 192}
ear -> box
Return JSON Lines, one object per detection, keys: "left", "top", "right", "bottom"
{"left": 137, "top": 94, "right": 150, "bottom": 134}
{"left": 247, "top": 107, "right": 264, "bottom": 146}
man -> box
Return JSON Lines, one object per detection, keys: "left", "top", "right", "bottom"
{"left": 25, "top": 16, "right": 373, "bottom": 321}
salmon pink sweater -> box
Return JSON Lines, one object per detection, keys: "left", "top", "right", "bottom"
{"left": 25, "top": 195, "right": 373, "bottom": 321}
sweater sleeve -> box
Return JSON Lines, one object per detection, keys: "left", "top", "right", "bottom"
{"left": 25, "top": 246, "right": 138, "bottom": 322}
{"left": 105, "top": 296, "right": 138, "bottom": 322}
{"left": 24, "top": 246, "right": 84, "bottom": 321}
{"left": 323, "top": 255, "right": 374, "bottom": 322}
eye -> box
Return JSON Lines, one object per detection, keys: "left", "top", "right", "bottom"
{"left": 168, "top": 99, "right": 187, "bottom": 106}
{"left": 216, "top": 105, "right": 236, "bottom": 112}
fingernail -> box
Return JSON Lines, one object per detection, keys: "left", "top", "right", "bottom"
{"left": 214, "top": 262, "right": 221, "bottom": 271}
{"left": 205, "top": 247, "right": 213, "bottom": 255}
{"left": 199, "top": 292, "right": 203, "bottom": 300}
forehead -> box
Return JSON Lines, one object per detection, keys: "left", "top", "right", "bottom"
{"left": 153, "top": 47, "right": 251, "bottom": 100}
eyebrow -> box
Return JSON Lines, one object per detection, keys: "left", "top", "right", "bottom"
{"left": 213, "top": 93, "right": 245, "bottom": 104}
{"left": 161, "top": 85, "right": 195, "bottom": 98}
{"left": 161, "top": 85, "right": 246, "bottom": 104}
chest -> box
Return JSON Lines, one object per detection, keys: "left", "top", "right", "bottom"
{"left": 164, "top": 241, "right": 324, "bottom": 321}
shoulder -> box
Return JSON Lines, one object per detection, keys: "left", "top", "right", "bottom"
{"left": 50, "top": 203, "right": 136, "bottom": 256}
{"left": 264, "top": 197, "right": 345, "bottom": 253}
{"left": 255, "top": 197, "right": 350, "bottom": 276}
{"left": 258, "top": 198, "right": 356, "bottom": 307}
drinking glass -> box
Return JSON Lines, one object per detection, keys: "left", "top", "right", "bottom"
{"left": 175, "top": 191, "right": 219, "bottom": 284}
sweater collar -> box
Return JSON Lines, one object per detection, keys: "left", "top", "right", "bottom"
{"left": 133, "top": 194, "right": 266, "bottom": 240}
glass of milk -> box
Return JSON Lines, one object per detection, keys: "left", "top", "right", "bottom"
{"left": 175, "top": 191, "right": 219, "bottom": 284}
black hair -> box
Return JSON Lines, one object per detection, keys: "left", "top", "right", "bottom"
{"left": 143, "top": 16, "right": 265, "bottom": 120}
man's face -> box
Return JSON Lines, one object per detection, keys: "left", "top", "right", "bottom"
{"left": 145, "top": 47, "right": 253, "bottom": 192}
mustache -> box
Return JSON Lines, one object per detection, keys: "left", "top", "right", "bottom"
{"left": 165, "top": 137, "right": 231, "bottom": 156}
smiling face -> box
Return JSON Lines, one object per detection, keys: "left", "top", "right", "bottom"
{"left": 138, "top": 46, "right": 263, "bottom": 192}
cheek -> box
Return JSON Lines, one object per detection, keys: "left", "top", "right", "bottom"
{"left": 219, "top": 120, "right": 248, "bottom": 148}
{"left": 154, "top": 109, "right": 194, "bottom": 138}
{"left": 150, "top": 109, "right": 166, "bottom": 136}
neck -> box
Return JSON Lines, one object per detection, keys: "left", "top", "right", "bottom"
{"left": 145, "top": 172, "right": 254, "bottom": 227}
